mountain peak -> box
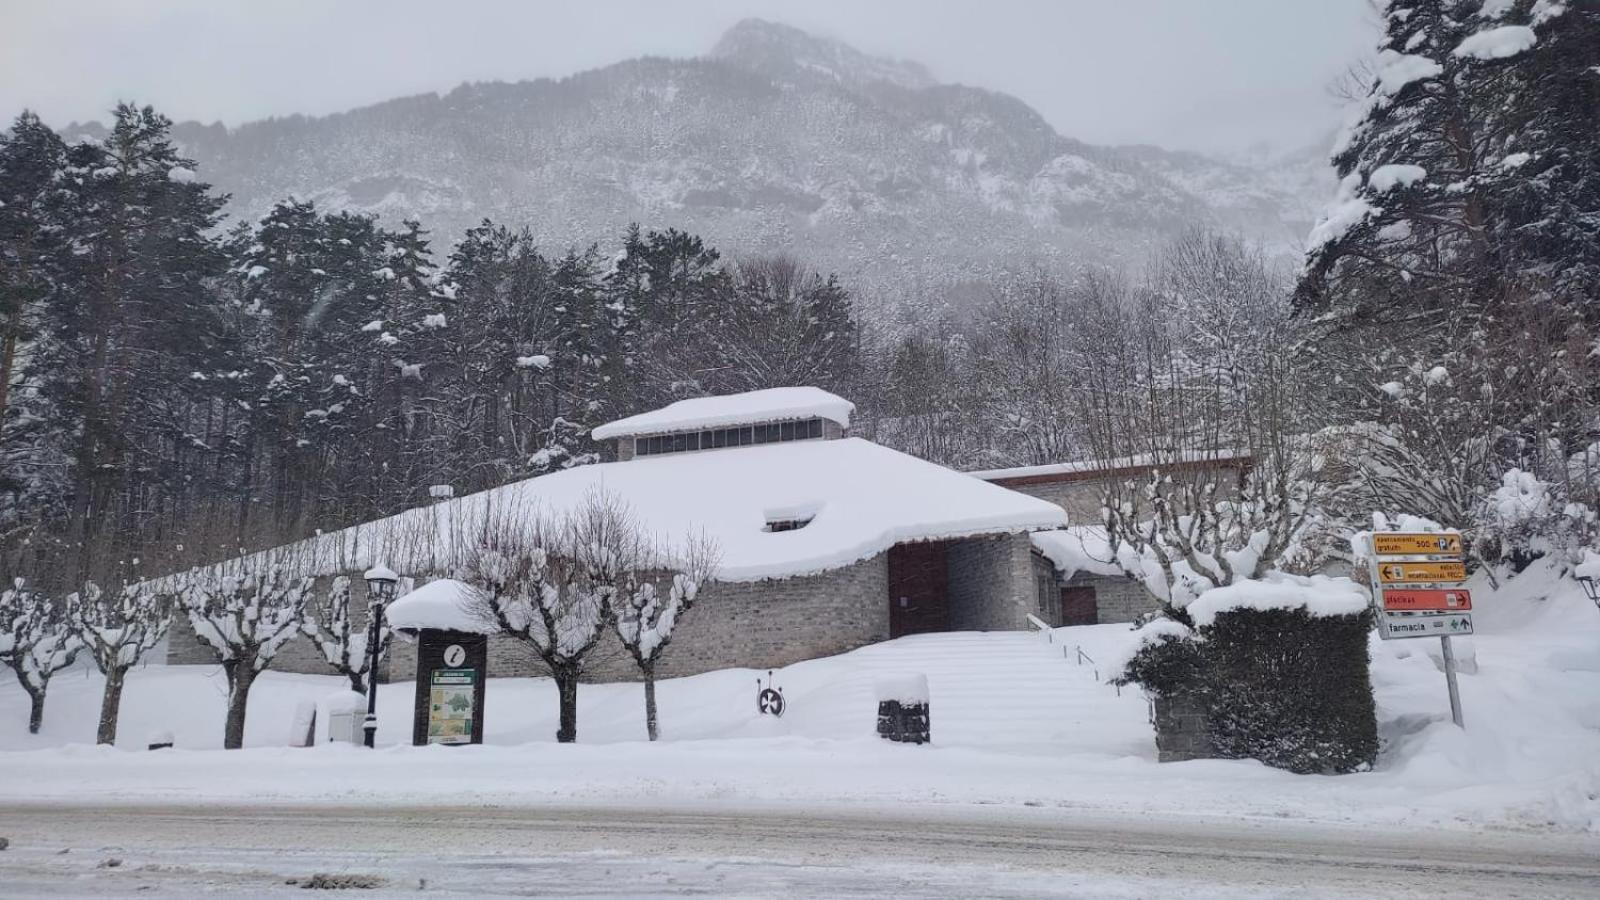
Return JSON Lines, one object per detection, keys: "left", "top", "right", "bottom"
{"left": 709, "top": 18, "right": 934, "bottom": 90}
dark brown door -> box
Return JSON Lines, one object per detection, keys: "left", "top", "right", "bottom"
{"left": 888, "top": 541, "right": 950, "bottom": 638}
{"left": 1060, "top": 586, "right": 1098, "bottom": 626}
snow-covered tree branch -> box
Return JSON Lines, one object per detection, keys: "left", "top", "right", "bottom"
{"left": 453, "top": 492, "right": 631, "bottom": 743}
{"left": 0, "top": 577, "right": 80, "bottom": 734}
{"left": 179, "top": 550, "right": 312, "bottom": 749}
{"left": 613, "top": 531, "right": 719, "bottom": 741}
{"left": 301, "top": 574, "right": 395, "bottom": 694}
{"left": 67, "top": 578, "right": 171, "bottom": 745}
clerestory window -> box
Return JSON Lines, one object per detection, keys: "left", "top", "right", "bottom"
{"left": 634, "top": 417, "right": 825, "bottom": 457}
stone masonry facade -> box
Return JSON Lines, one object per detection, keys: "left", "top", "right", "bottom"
{"left": 168, "top": 551, "right": 893, "bottom": 685}
{"left": 946, "top": 533, "right": 1039, "bottom": 631}
{"left": 1152, "top": 692, "right": 1218, "bottom": 763}
{"left": 1064, "top": 571, "right": 1161, "bottom": 624}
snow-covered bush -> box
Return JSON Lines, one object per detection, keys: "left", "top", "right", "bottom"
{"left": 179, "top": 552, "right": 312, "bottom": 749}
{"left": 67, "top": 578, "right": 171, "bottom": 745}
{"left": 1115, "top": 574, "right": 1377, "bottom": 775}
{"left": 0, "top": 578, "right": 80, "bottom": 734}
{"left": 1109, "top": 620, "right": 1201, "bottom": 700}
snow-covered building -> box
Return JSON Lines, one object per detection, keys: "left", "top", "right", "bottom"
{"left": 970, "top": 453, "right": 1253, "bottom": 625}
{"left": 167, "top": 388, "right": 1070, "bottom": 680}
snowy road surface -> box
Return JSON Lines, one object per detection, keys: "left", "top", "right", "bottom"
{"left": 1, "top": 803, "right": 1597, "bottom": 898}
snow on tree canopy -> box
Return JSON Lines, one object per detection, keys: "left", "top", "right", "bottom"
{"left": 1375, "top": 50, "right": 1443, "bottom": 95}
{"left": 1184, "top": 573, "right": 1369, "bottom": 628}
{"left": 1368, "top": 164, "right": 1427, "bottom": 193}
{"left": 1454, "top": 25, "right": 1537, "bottom": 60}
{"left": 1307, "top": 173, "right": 1376, "bottom": 252}
{"left": 591, "top": 387, "right": 854, "bottom": 440}
{"left": 386, "top": 579, "right": 495, "bottom": 634}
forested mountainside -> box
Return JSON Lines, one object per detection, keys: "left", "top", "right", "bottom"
{"left": 65, "top": 19, "right": 1329, "bottom": 305}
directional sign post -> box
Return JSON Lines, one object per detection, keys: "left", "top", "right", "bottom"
{"left": 1364, "top": 531, "right": 1469, "bottom": 728}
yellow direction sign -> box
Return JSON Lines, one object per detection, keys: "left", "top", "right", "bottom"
{"left": 1377, "top": 561, "right": 1466, "bottom": 585}
{"left": 1373, "top": 533, "right": 1462, "bottom": 556}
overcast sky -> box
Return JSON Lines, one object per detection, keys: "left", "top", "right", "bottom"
{"left": 0, "top": 1, "right": 1376, "bottom": 155}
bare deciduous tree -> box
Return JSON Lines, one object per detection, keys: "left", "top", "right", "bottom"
{"left": 612, "top": 532, "right": 719, "bottom": 741}
{"left": 453, "top": 492, "right": 631, "bottom": 743}
{"left": 0, "top": 577, "right": 79, "bottom": 734}
{"left": 67, "top": 576, "right": 170, "bottom": 746}
{"left": 179, "top": 549, "right": 312, "bottom": 749}
{"left": 1061, "top": 231, "right": 1326, "bottom": 620}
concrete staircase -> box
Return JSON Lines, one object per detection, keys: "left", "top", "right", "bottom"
{"left": 772, "top": 628, "right": 1146, "bottom": 753}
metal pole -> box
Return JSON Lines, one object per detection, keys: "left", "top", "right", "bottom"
{"left": 1440, "top": 635, "right": 1464, "bottom": 728}
{"left": 362, "top": 602, "right": 382, "bottom": 748}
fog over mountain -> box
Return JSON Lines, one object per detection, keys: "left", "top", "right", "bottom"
{"left": 72, "top": 19, "right": 1335, "bottom": 302}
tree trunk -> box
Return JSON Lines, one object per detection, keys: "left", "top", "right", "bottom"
{"left": 554, "top": 665, "right": 579, "bottom": 743}
{"left": 27, "top": 684, "right": 46, "bottom": 735}
{"left": 642, "top": 661, "right": 659, "bottom": 742}
{"left": 97, "top": 665, "right": 126, "bottom": 745}
{"left": 346, "top": 669, "right": 366, "bottom": 695}
{"left": 0, "top": 327, "right": 16, "bottom": 430}
{"left": 224, "top": 661, "right": 257, "bottom": 750}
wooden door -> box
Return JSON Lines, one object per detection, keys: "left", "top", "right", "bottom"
{"left": 1059, "top": 585, "right": 1098, "bottom": 626}
{"left": 888, "top": 541, "right": 950, "bottom": 638}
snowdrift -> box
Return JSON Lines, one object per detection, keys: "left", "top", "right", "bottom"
{"left": 1, "top": 562, "right": 1597, "bottom": 832}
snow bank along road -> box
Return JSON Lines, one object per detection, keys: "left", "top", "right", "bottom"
{"left": 1, "top": 802, "right": 1597, "bottom": 898}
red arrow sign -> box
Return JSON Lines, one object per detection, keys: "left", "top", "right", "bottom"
{"left": 1381, "top": 589, "right": 1472, "bottom": 612}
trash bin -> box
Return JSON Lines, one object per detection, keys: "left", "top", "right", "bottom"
{"left": 875, "top": 673, "right": 930, "bottom": 744}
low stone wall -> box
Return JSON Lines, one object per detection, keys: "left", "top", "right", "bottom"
{"left": 1152, "top": 692, "right": 1216, "bottom": 763}
{"left": 168, "top": 553, "right": 892, "bottom": 685}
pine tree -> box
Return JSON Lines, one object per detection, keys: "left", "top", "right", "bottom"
{"left": 30, "top": 104, "right": 227, "bottom": 559}
{"left": 0, "top": 112, "right": 70, "bottom": 526}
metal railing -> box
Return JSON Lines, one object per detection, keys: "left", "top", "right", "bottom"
{"left": 1028, "top": 614, "right": 1118, "bottom": 695}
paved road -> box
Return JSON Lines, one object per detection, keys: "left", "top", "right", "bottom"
{"left": 1, "top": 802, "right": 1597, "bottom": 897}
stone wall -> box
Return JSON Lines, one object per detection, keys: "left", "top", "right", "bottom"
{"left": 1152, "top": 692, "right": 1217, "bottom": 763}
{"left": 947, "top": 533, "right": 1038, "bottom": 631}
{"left": 1031, "top": 551, "right": 1060, "bottom": 625}
{"left": 171, "top": 553, "right": 892, "bottom": 685}
{"left": 999, "top": 480, "right": 1105, "bottom": 525}
{"left": 166, "top": 574, "right": 420, "bottom": 685}
{"left": 1062, "top": 571, "right": 1161, "bottom": 624}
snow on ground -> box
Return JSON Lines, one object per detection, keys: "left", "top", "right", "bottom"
{"left": 2, "top": 562, "right": 1598, "bottom": 832}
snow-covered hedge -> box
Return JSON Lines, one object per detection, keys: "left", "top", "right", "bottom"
{"left": 1114, "top": 575, "right": 1377, "bottom": 775}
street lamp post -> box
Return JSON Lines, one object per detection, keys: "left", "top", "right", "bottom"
{"left": 362, "top": 564, "right": 400, "bottom": 749}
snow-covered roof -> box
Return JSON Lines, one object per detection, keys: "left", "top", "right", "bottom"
{"left": 1031, "top": 528, "right": 1124, "bottom": 580}
{"left": 386, "top": 578, "right": 494, "bottom": 634}
{"left": 591, "top": 387, "right": 853, "bottom": 440}
{"left": 254, "top": 438, "right": 1065, "bottom": 584}
{"left": 969, "top": 450, "right": 1252, "bottom": 483}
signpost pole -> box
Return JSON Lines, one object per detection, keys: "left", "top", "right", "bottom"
{"left": 1364, "top": 531, "right": 1470, "bottom": 729}
{"left": 1439, "top": 635, "right": 1464, "bottom": 728}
